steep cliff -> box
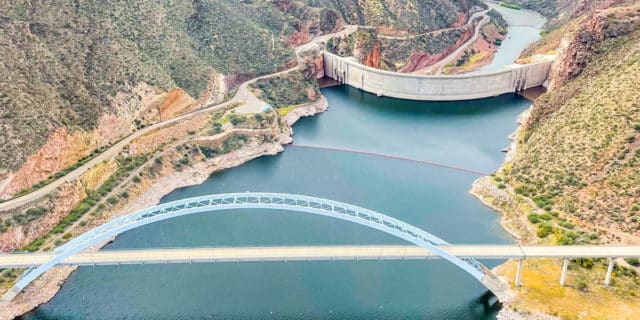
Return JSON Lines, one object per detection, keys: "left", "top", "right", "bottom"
{"left": 506, "top": 1, "right": 640, "bottom": 243}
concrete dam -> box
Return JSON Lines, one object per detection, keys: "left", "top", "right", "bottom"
{"left": 323, "top": 52, "right": 554, "bottom": 101}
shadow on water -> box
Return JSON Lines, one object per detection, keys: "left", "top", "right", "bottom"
{"left": 337, "top": 85, "right": 527, "bottom": 117}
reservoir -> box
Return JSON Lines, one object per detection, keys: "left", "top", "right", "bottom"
{"left": 22, "top": 4, "right": 544, "bottom": 319}
{"left": 24, "top": 88, "right": 530, "bottom": 319}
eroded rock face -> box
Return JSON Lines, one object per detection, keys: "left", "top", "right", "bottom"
{"left": 399, "top": 26, "right": 474, "bottom": 72}
{"left": 548, "top": 4, "right": 640, "bottom": 90}
{"left": 363, "top": 42, "right": 381, "bottom": 68}
{"left": 0, "top": 128, "right": 94, "bottom": 199}
{"left": 0, "top": 83, "right": 196, "bottom": 199}
{"left": 0, "top": 181, "right": 85, "bottom": 252}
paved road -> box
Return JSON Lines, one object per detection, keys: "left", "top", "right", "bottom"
{"left": 414, "top": 10, "right": 491, "bottom": 75}
{"left": 378, "top": 9, "right": 488, "bottom": 41}
{"left": 0, "top": 98, "right": 238, "bottom": 213}
{"left": 234, "top": 25, "right": 359, "bottom": 114}
{"left": 2, "top": 245, "right": 639, "bottom": 268}
{"left": 0, "top": 26, "right": 360, "bottom": 212}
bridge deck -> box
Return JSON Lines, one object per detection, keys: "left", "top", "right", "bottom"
{"left": 2, "top": 245, "right": 639, "bottom": 268}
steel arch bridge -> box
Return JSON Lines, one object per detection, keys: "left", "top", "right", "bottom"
{"left": 3, "top": 193, "right": 509, "bottom": 302}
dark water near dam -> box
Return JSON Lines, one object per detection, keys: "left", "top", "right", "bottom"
{"left": 24, "top": 86, "right": 532, "bottom": 319}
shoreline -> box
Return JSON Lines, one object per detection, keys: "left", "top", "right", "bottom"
{"left": 1, "top": 7, "right": 548, "bottom": 315}
{"left": 470, "top": 106, "right": 533, "bottom": 318}
{"left": 0, "top": 98, "right": 329, "bottom": 320}
{"left": 5, "top": 95, "right": 537, "bottom": 320}
{"left": 469, "top": 105, "right": 560, "bottom": 320}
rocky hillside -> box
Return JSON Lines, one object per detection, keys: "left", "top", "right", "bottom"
{"left": 505, "top": 1, "right": 640, "bottom": 242}
{"left": 307, "top": 0, "right": 478, "bottom": 34}
{"left": 324, "top": 0, "right": 498, "bottom": 72}
{"left": 508, "top": 0, "right": 634, "bottom": 30}
{"left": 5, "top": 0, "right": 474, "bottom": 199}
{"left": 0, "top": 0, "right": 347, "bottom": 176}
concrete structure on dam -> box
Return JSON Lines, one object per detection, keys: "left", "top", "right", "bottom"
{"left": 323, "top": 52, "right": 554, "bottom": 101}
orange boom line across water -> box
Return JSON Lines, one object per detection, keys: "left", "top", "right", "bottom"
{"left": 288, "top": 144, "right": 491, "bottom": 176}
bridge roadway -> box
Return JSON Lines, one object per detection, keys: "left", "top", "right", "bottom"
{"left": 2, "top": 245, "right": 639, "bottom": 269}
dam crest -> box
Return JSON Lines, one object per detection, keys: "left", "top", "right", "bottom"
{"left": 323, "top": 52, "right": 554, "bottom": 101}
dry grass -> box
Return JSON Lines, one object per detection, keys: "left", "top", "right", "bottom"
{"left": 497, "top": 259, "right": 640, "bottom": 319}
{"left": 508, "top": 29, "right": 640, "bottom": 241}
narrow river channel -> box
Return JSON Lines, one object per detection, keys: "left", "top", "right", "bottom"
{"left": 23, "top": 4, "right": 545, "bottom": 319}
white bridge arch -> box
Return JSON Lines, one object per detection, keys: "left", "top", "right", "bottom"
{"left": 4, "top": 193, "right": 509, "bottom": 302}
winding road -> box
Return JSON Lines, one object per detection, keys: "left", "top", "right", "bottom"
{"left": 414, "top": 9, "right": 491, "bottom": 75}
{"left": 0, "top": 26, "right": 360, "bottom": 213}
{"left": 0, "top": 7, "right": 496, "bottom": 212}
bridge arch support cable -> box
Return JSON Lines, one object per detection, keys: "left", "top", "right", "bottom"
{"left": 4, "top": 193, "right": 501, "bottom": 301}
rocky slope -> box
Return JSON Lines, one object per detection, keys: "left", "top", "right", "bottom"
{"left": 470, "top": 2, "right": 640, "bottom": 318}
{"left": 324, "top": 0, "right": 490, "bottom": 71}
{"left": 0, "top": 0, "right": 350, "bottom": 197}
{"left": 506, "top": 2, "right": 640, "bottom": 242}
{"left": 5, "top": 0, "right": 474, "bottom": 200}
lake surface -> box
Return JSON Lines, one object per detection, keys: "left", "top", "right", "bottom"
{"left": 22, "top": 4, "right": 544, "bottom": 318}
{"left": 24, "top": 87, "right": 531, "bottom": 319}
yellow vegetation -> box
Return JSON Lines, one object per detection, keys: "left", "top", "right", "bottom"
{"left": 497, "top": 259, "right": 640, "bottom": 319}
{"left": 277, "top": 105, "right": 298, "bottom": 116}
{"left": 80, "top": 160, "right": 118, "bottom": 191}
{"left": 461, "top": 52, "right": 486, "bottom": 69}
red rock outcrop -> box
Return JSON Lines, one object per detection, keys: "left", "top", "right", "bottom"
{"left": 0, "top": 128, "right": 94, "bottom": 199}
{"left": 0, "top": 83, "right": 196, "bottom": 199}
{"left": 548, "top": 4, "right": 640, "bottom": 90}
{"left": 452, "top": 12, "right": 468, "bottom": 28}
{"left": 312, "top": 54, "right": 325, "bottom": 78}
{"left": 400, "top": 26, "right": 474, "bottom": 73}
{"left": 288, "top": 25, "right": 312, "bottom": 46}
{"left": 363, "top": 42, "right": 382, "bottom": 69}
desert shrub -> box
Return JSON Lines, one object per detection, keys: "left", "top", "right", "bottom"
{"left": 537, "top": 222, "right": 553, "bottom": 238}
{"left": 528, "top": 213, "right": 541, "bottom": 224}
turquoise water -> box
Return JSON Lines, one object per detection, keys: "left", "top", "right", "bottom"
{"left": 476, "top": 2, "right": 546, "bottom": 73}
{"left": 23, "top": 87, "right": 531, "bottom": 319}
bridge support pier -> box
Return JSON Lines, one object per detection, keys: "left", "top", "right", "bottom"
{"left": 515, "top": 259, "right": 524, "bottom": 287}
{"left": 605, "top": 258, "right": 615, "bottom": 286}
{"left": 560, "top": 258, "right": 569, "bottom": 286}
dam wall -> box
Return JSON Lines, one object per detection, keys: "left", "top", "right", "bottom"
{"left": 323, "top": 52, "right": 553, "bottom": 101}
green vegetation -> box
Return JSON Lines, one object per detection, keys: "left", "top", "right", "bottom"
{"left": 251, "top": 61, "right": 320, "bottom": 108}
{"left": 326, "top": 34, "right": 356, "bottom": 57}
{"left": 197, "top": 146, "right": 218, "bottom": 158}
{"left": 0, "top": 268, "right": 25, "bottom": 292}
{"left": 455, "top": 49, "right": 478, "bottom": 67}
{"left": 21, "top": 154, "right": 148, "bottom": 251}
{"left": 0, "top": 0, "right": 345, "bottom": 171}
{"left": 221, "top": 134, "right": 249, "bottom": 153}
{"left": 499, "top": 2, "right": 522, "bottom": 10}
{"left": 507, "top": 29, "right": 640, "bottom": 237}
{"left": 486, "top": 9, "right": 508, "bottom": 35}
{"left": 307, "top": 0, "right": 466, "bottom": 34}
